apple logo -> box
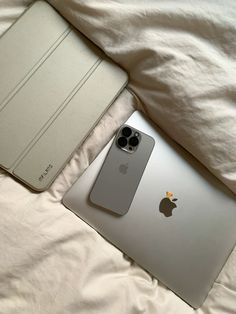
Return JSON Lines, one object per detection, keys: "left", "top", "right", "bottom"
{"left": 119, "top": 163, "right": 128, "bottom": 175}
{"left": 159, "top": 192, "right": 178, "bottom": 217}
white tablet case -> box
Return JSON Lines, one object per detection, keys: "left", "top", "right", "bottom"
{"left": 0, "top": 1, "right": 128, "bottom": 191}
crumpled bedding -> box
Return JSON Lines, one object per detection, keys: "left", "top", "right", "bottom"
{"left": 0, "top": 1, "right": 235, "bottom": 313}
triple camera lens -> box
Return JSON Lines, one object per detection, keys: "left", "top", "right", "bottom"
{"left": 117, "top": 126, "right": 140, "bottom": 152}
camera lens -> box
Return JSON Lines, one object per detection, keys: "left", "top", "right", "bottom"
{"left": 117, "top": 136, "right": 128, "bottom": 148}
{"left": 122, "top": 127, "right": 132, "bottom": 137}
{"left": 129, "top": 136, "right": 139, "bottom": 147}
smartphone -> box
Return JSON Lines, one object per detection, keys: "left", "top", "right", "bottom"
{"left": 89, "top": 124, "right": 155, "bottom": 215}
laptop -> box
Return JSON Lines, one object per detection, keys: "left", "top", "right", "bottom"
{"left": 0, "top": 1, "right": 128, "bottom": 191}
{"left": 63, "top": 111, "right": 236, "bottom": 308}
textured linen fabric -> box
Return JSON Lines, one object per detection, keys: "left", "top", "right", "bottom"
{"left": 0, "top": 1, "right": 235, "bottom": 313}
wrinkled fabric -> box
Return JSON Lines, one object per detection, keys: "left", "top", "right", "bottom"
{"left": 0, "top": 1, "right": 235, "bottom": 313}
{"left": 49, "top": 0, "right": 236, "bottom": 195}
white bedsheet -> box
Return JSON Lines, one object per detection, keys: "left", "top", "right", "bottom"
{"left": 0, "top": 1, "right": 235, "bottom": 313}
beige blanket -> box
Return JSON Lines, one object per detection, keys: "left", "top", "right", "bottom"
{"left": 0, "top": 1, "right": 235, "bottom": 313}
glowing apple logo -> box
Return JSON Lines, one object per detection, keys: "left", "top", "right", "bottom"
{"left": 159, "top": 192, "right": 178, "bottom": 217}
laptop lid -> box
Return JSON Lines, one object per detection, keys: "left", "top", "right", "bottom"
{"left": 63, "top": 111, "right": 236, "bottom": 308}
{"left": 0, "top": 1, "right": 128, "bottom": 191}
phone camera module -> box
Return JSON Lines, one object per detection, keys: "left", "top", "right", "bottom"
{"left": 122, "top": 127, "right": 132, "bottom": 137}
{"left": 129, "top": 136, "right": 139, "bottom": 147}
{"left": 117, "top": 136, "right": 128, "bottom": 148}
{"left": 117, "top": 126, "right": 141, "bottom": 153}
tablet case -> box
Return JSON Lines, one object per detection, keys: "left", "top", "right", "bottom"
{"left": 0, "top": 1, "right": 128, "bottom": 191}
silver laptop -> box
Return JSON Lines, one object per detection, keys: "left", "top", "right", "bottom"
{"left": 63, "top": 111, "right": 236, "bottom": 308}
{"left": 0, "top": 1, "right": 128, "bottom": 191}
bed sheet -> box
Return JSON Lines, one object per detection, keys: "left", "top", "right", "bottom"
{"left": 0, "top": 1, "right": 235, "bottom": 313}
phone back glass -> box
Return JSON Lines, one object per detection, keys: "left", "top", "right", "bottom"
{"left": 90, "top": 125, "right": 155, "bottom": 215}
